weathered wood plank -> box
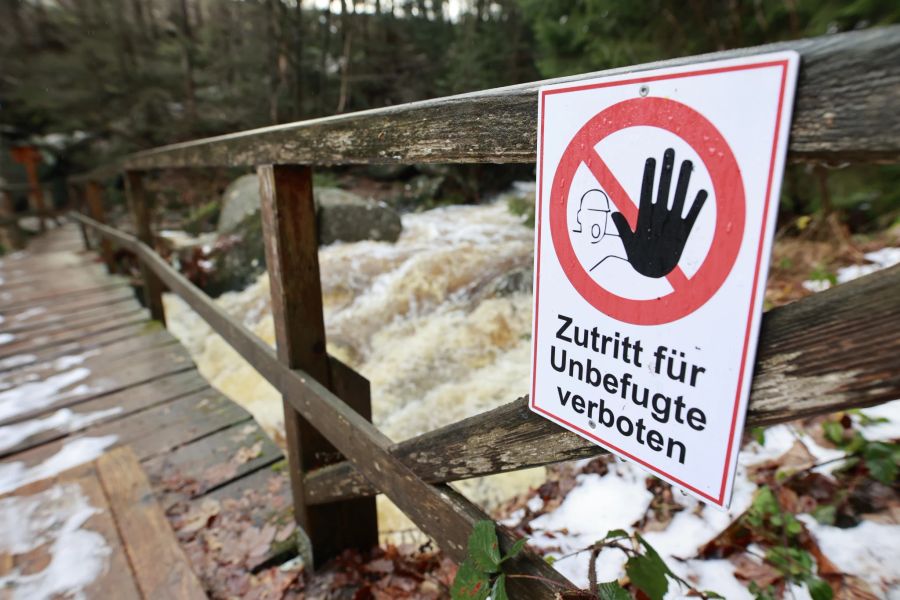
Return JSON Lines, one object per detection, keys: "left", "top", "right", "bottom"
{"left": 0, "top": 294, "right": 141, "bottom": 334}
{"left": 0, "top": 340, "right": 195, "bottom": 426}
{"left": 0, "top": 284, "right": 135, "bottom": 323}
{"left": 0, "top": 262, "right": 108, "bottom": 289}
{"left": 70, "top": 468, "right": 144, "bottom": 599}
{"left": 0, "top": 303, "right": 145, "bottom": 356}
{"left": 0, "top": 466, "right": 142, "bottom": 599}
{"left": 0, "top": 370, "right": 209, "bottom": 458}
{"left": 0, "top": 281, "right": 129, "bottom": 311}
{"left": 0, "top": 310, "right": 151, "bottom": 360}
{"left": 305, "top": 263, "right": 900, "bottom": 504}
{"left": 198, "top": 462, "right": 296, "bottom": 574}
{"left": 96, "top": 447, "right": 207, "bottom": 600}
{"left": 0, "top": 249, "right": 93, "bottom": 274}
{"left": 75, "top": 212, "right": 572, "bottom": 598}
{"left": 0, "top": 322, "right": 173, "bottom": 374}
{"left": 103, "top": 26, "right": 900, "bottom": 173}
{"left": 258, "top": 163, "right": 378, "bottom": 567}
{"left": 144, "top": 419, "right": 282, "bottom": 510}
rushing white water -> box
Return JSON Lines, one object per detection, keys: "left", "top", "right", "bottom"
{"left": 164, "top": 195, "right": 545, "bottom": 536}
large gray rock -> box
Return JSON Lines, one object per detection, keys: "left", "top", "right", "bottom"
{"left": 316, "top": 188, "right": 402, "bottom": 244}
{"left": 217, "top": 174, "right": 261, "bottom": 233}
{"left": 216, "top": 174, "right": 402, "bottom": 244}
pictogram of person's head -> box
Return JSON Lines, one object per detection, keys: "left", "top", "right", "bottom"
{"left": 573, "top": 189, "right": 612, "bottom": 244}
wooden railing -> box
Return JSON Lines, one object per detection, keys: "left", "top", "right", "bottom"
{"left": 69, "top": 26, "right": 900, "bottom": 599}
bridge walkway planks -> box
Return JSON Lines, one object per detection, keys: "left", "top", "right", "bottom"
{"left": 0, "top": 223, "right": 292, "bottom": 596}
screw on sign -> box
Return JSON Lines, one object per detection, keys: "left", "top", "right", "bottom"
{"left": 531, "top": 54, "right": 799, "bottom": 507}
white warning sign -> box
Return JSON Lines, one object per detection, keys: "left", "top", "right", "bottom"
{"left": 530, "top": 53, "right": 799, "bottom": 507}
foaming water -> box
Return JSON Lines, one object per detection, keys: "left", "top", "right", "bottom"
{"left": 163, "top": 197, "right": 543, "bottom": 535}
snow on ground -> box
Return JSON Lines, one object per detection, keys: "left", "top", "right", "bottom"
{"left": 854, "top": 399, "right": 900, "bottom": 442}
{"left": 0, "top": 354, "right": 37, "bottom": 370}
{"left": 800, "top": 515, "right": 900, "bottom": 595}
{"left": 0, "top": 482, "right": 112, "bottom": 599}
{"left": 0, "top": 407, "right": 123, "bottom": 453}
{"left": 518, "top": 406, "right": 899, "bottom": 597}
{"left": 0, "top": 436, "right": 118, "bottom": 495}
{"left": 6, "top": 306, "right": 48, "bottom": 322}
{"left": 0, "top": 351, "right": 101, "bottom": 421}
{"left": 803, "top": 247, "right": 900, "bottom": 292}
{"left": 0, "top": 367, "right": 93, "bottom": 422}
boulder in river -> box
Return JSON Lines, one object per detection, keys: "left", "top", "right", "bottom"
{"left": 217, "top": 174, "right": 261, "bottom": 233}
{"left": 316, "top": 187, "right": 402, "bottom": 244}
{"left": 216, "top": 174, "right": 402, "bottom": 244}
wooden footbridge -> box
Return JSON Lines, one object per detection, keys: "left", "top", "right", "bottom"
{"left": 1, "top": 26, "right": 899, "bottom": 599}
{"left": 0, "top": 224, "right": 286, "bottom": 597}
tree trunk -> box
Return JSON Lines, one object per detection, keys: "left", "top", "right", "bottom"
{"left": 293, "top": 0, "right": 305, "bottom": 119}
{"left": 336, "top": 30, "right": 353, "bottom": 114}
{"left": 336, "top": 0, "right": 352, "bottom": 113}
{"left": 317, "top": 4, "right": 332, "bottom": 115}
{"left": 177, "top": 0, "right": 197, "bottom": 124}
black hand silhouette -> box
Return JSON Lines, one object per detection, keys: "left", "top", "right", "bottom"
{"left": 610, "top": 148, "right": 708, "bottom": 279}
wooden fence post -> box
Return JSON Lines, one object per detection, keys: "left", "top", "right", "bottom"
{"left": 258, "top": 164, "right": 378, "bottom": 569}
{"left": 124, "top": 171, "right": 166, "bottom": 324}
{"left": 67, "top": 183, "right": 92, "bottom": 251}
{"left": 85, "top": 181, "right": 115, "bottom": 272}
{"left": 0, "top": 188, "right": 24, "bottom": 252}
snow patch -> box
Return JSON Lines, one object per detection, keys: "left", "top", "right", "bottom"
{"left": 527, "top": 461, "right": 653, "bottom": 586}
{"left": 0, "top": 354, "right": 36, "bottom": 370}
{"left": 799, "top": 515, "right": 900, "bottom": 594}
{"left": 0, "top": 367, "right": 92, "bottom": 422}
{"left": 0, "top": 435, "right": 118, "bottom": 495}
{"left": 802, "top": 247, "right": 900, "bottom": 292}
{"left": 12, "top": 306, "right": 48, "bottom": 322}
{"left": 51, "top": 350, "right": 97, "bottom": 371}
{"left": 0, "top": 333, "right": 15, "bottom": 345}
{"left": 0, "top": 407, "right": 123, "bottom": 453}
{"left": 855, "top": 399, "right": 900, "bottom": 442}
{"left": 837, "top": 247, "right": 900, "bottom": 284}
{"left": 669, "top": 559, "right": 753, "bottom": 600}
{"left": 0, "top": 482, "right": 112, "bottom": 599}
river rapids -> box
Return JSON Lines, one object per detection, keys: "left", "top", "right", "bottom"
{"left": 163, "top": 189, "right": 545, "bottom": 540}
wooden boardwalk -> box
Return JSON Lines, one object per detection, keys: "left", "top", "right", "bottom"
{"left": 0, "top": 223, "right": 292, "bottom": 597}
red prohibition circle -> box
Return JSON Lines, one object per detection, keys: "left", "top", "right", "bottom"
{"left": 549, "top": 97, "right": 745, "bottom": 325}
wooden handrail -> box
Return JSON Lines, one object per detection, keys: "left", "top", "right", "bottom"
{"left": 306, "top": 262, "right": 900, "bottom": 504}
{"left": 71, "top": 203, "right": 900, "bottom": 523}
{"left": 68, "top": 26, "right": 900, "bottom": 184}
{"left": 69, "top": 211, "right": 570, "bottom": 598}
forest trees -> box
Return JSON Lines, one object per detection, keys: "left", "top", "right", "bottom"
{"left": 0, "top": 0, "right": 537, "bottom": 170}
{"left": 1, "top": 0, "right": 898, "bottom": 199}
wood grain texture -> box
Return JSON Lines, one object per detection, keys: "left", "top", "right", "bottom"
{"left": 0, "top": 340, "right": 195, "bottom": 427}
{"left": 96, "top": 446, "right": 207, "bottom": 600}
{"left": 144, "top": 419, "right": 282, "bottom": 509}
{"left": 0, "top": 370, "right": 207, "bottom": 458}
{"left": 304, "top": 263, "right": 900, "bottom": 504}
{"left": 70, "top": 468, "right": 144, "bottom": 600}
{"left": 61, "top": 25, "right": 896, "bottom": 175}
{"left": 258, "top": 164, "right": 379, "bottom": 567}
